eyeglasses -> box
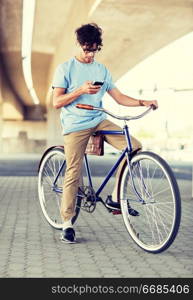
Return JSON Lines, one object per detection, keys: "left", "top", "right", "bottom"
{"left": 82, "top": 46, "right": 101, "bottom": 54}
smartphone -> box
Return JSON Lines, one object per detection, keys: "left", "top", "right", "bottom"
{"left": 92, "top": 81, "right": 104, "bottom": 86}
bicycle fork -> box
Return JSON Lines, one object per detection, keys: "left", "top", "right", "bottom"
{"left": 124, "top": 124, "right": 151, "bottom": 204}
{"left": 127, "top": 159, "right": 152, "bottom": 204}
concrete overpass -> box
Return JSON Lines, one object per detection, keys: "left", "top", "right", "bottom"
{"left": 0, "top": 0, "right": 193, "bottom": 153}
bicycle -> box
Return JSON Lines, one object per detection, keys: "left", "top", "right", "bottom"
{"left": 38, "top": 104, "right": 181, "bottom": 253}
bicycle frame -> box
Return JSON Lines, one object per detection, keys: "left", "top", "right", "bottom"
{"left": 83, "top": 124, "right": 144, "bottom": 204}
{"left": 52, "top": 124, "right": 145, "bottom": 203}
{"left": 86, "top": 127, "right": 130, "bottom": 198}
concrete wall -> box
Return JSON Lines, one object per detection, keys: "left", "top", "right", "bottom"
{"left": 2, "top": 120, "right": 47, "bottom": 154}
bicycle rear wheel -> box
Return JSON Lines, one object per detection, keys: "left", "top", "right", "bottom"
{"left": 118, "top": 151, "right": 181, "bottom": 253}
{"left": 38, "top": 147, "right": 82, "bottom": 229}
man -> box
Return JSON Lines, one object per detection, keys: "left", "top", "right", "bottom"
{"left": 52, "top": 23, "right": 158, "bottom": 243}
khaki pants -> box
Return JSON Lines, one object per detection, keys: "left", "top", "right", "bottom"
{"left": 61, "top": 119, "right": 142, "bottom": 221}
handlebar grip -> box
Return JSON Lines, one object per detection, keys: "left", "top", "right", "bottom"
{"left": 76, "top": 104, "right": 94, "bottom": 110}
{"left": 151, "top": 104, "right": 157, "bottom": 110}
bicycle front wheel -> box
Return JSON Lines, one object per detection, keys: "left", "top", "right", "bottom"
{"left": 38, "top": 147, "right": 82, "bottom": 229}
{"left": 118, "top": 151, "right": 181, "bottom": 253}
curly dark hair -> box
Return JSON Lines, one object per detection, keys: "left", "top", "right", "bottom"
{"left": 75, "top": 23, "right": 103, "bottom": 50}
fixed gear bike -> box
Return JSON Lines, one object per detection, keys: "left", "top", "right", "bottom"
{"left": 38, "top": 104, "right": 181, "bottom": 253}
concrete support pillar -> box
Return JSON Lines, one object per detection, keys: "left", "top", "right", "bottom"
{"left": 46, "top": 91, "right": 63, "bottom": 148}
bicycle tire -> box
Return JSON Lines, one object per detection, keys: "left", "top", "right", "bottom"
{"left": 38, "top": 146, "right": 81, "bottom": 229}
{"left": 118, "top": 151, "right": 181, "bottom": 253}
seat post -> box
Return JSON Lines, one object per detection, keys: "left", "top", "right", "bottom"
{"left": 84, "top": 154, "right": 93, "bottom": 188}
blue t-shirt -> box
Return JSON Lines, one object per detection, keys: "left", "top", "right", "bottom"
{"left": 52, "top": 57, "right": 116, "bottom": 134}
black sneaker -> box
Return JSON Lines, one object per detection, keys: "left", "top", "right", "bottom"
{"left": 106, "top": 195, "right": 121, "bottom": 210}
{"left": 105, "top": 195, "right": 139, "bottom": 216}
{"left": 61, "top": 227, "right": 76, "bottom": 244}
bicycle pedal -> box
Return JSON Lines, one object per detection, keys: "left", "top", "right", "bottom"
{"left": 112, "top": 210, "right": 122, "bottom": 215}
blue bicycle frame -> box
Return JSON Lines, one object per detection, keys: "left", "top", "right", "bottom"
{"left": 53, "top": 123, "right": 143, "bottom": 202}
{"left": 83, "top": 124, "right": 138, "bottom": 202}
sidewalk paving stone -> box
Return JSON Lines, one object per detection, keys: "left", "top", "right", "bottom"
{"left": 0, "top": 175, "right": 192, "bottom": 279}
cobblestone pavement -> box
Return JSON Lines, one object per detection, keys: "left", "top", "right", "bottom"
{"left": 0, "top": 175, "right": 192, "bottom": 278}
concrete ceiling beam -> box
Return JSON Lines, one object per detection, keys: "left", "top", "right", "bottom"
{"left": 0, "top": 0, "right": 193, "bottom": 119}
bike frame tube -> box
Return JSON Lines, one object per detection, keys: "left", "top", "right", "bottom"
{"left": 52, "top": 127, "right": 143, "bottom": 201}
{"left": 96, "top": 130, "right": 124, "bottom": 135}
{"left": 123, "top": 125, "right": 133, "bottom": 154}
{"left": 84, "top": 154, "right": 93, "bottom": 188}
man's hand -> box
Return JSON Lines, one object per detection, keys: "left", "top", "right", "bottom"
{"left": 81, "top": 81, "right": 101, "bottom": 95}
{"left": 139, "top": 100, "right": 158, "bottom": 109}
{"left": 52, "top": 81, "right": 102, "bottom": 109}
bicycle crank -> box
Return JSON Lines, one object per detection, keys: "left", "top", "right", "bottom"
{"left": 78, "top": 186, "right": 97, "bottom": 213}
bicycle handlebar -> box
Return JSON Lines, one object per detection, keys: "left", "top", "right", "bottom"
{"left": 76, "top": 104, "right": 94, "bottom": 110}
{"left": 76, "top": 103, "right": 156, "bottom": 121}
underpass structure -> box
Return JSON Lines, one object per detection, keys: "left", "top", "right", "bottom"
{"left": 0, "top": 0, "right": 193, "bottom": 153}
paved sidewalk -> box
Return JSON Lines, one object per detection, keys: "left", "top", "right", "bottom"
{"left": 0, "top": 174, "right": 192, "bottom": 278}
